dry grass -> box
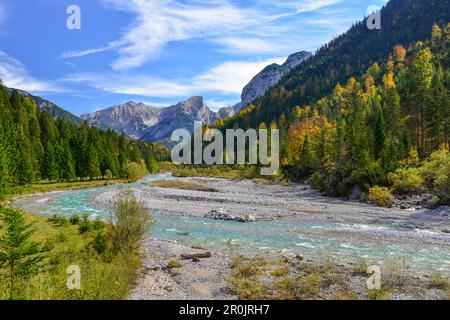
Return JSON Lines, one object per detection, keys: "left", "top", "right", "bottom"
{"left": 353, "top": 258, "right": 370, "bottom": 275}
{"left": 227, "top": 256, "right": 349, "bottom": 300}
{"left": 151, "top": 179, "right": 218, "bottom": 192}
{"left": 172, "top": 165, "right": 260, "bottom": 180}
{"left": 429, "top": 271, "right": 449, "bottom": 290}
{"left": 167, "top": 258, "right": 183, "bottom": 269}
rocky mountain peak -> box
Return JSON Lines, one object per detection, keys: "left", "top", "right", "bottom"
{"left": 82, "top": 96, "right": 234, "bottom": 145}
{"left": 240, "top": 50, "right": 312, "bottom": 107}
{"left": 283, "top": 51, "right": 312, "bottom": 70}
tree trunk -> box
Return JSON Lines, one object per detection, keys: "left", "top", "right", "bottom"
{"left": 180, "top": 252, "right": 212, "bottom": 260}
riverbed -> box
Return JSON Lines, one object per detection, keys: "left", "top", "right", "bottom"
{"left": 13, "top": 173, "right": 450, "bottom": 278}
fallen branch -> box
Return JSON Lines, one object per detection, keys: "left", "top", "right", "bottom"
{"left": 180, "top": 252, "right": 212, "bottom": 260}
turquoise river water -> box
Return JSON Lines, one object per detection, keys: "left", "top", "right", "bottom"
{"left": 15, "top": 174, "right": 450, "bottom": 274}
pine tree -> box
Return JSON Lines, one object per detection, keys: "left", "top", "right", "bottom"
{"left": 0, "top": 89, "right": 13, "bottom": 191}
{"left": 382, "top": 68, "right": 402, "bottom": 137}
{"left": 146, "top": 151, "right": 159, "bottom": 174}
{"left": 24, "top": 98, "right": 44, "bottom": 177}
{"left": 12, "top": 134, "right": 34, "bottom": 185}
{"left": 41, "top": 147, "right": 58, "bottom": 181}
{"left": 409, "top": 47, "right": 434, "bottom": 157}
{"left": 87, "top": 144, "right": 101, "bottom": 180}
{"left": 374, "top": 107, "right": 387, "bottom": 160}
{"left": 0, "top": 207, "right": 44, "bottom": 299}
{"left": 55, "top": 142, "right": 76, "bottom": 181}
{"left": 39, "top": 111, "right": 59, "bottom": 151}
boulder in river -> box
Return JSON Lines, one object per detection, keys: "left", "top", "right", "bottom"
{"left": 205, "top": 209, "right": 256, "bottom": 223}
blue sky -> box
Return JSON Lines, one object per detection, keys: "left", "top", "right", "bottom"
{"left": 0, "top": 0, "right": 387, "bottom": 115}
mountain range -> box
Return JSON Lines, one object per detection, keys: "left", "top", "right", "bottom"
{"left": 3, "top": 49, "right": 311, "bottom": 145}
{"left": 5, "top": 87, "right": 82, "bottom": 125}
{"left": 81, "top": 51, "right": 311, "bottom": 144}
{"left": 81, "top": 96, "right": 234, "bottom": 144}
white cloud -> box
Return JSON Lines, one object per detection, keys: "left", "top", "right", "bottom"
{"left": 0, "top": 51, "right": 61, "bottom": 93}
{"left": 205, "top": 98, "right": 239, "bottom": 111}
{"left": 215, "top": 37, "right": 284, "bottom": 54}
{"left": 266, "top": 0, "right": 343, "bottom": 13}
{"left": 63, "top": 57, "right": 286, "bottom": 98}
{"left": 60, "top": 0, "right": 348, "bottom": 70}
{"left": 89, "top": 0, "right": 260, "bottom": 70}
{"left": 60, "top": 44, "right": 117, "bottom": 59}
{"left": 193, "top": 58, "right": 285, "bottom": 94}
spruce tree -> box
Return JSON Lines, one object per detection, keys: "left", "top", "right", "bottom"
{"left": 0, "top": 207, "right": 44, "bottom": 299}
{"left": 55, "top": 142, "right": 75, "bottom": 181}
{"left": 146, "top": 151, "right": 159, "bottom": 174}
{"left": 374, "top": 108, "right": 387, "bottom": 160}
{"left": 41, "top": 147, "right": 58, "bottom": 181}
{"left": 409, "top": 47, "right": 434, "bottom": 157}
{"left": 87, "top": 144, "right": 101, "bottom": 180}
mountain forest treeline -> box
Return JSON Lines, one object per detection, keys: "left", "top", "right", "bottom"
{"left": 216, "top": 23, "right": 450, "bottom": 204}
{"left": 0, "top": 86, "right": 169, "bottom": 196}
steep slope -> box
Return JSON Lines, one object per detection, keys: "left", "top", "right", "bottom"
{"left": 222, "top": 0, "right": 450, "bottom": 129}
{"left": 82, "top": 96, "right": 230, "bottom": 144}
{"left": 6, "top": 87, "right": 82, "bottom": 125}
{"left": 240, "top": 51, "right": 312, "bottom": 108}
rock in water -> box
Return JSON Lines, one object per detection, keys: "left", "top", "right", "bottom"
{"left": 205, "top": 210, "right": 256, "bottom": 223}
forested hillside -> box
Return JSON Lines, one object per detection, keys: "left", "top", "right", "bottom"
{"left": 216, "top": 20, "right": 450, "bottom": 204}
{"left": 219, "top": 0, "right": 450, "bottom": 129}
{"left": 8, "top": 88, "right": 83, "bottom": 126}
{"left": 0, "top": 86, "right": 169, "bottom": 197}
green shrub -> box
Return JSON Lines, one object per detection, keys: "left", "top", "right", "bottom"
{"left": 48, "top": 215, "right": 70, "bottom": 227}
{"left": 368, "top": 186, "right": 394, "bottom": 207}
{"left": 308, "top": 172, "right": 325, "bottom": 191}
{"left": 420, "top": 149, "right": 450, "bottom": 204}
{"left": 79, "top": 214, "right": 93, "bottom": 234}
{"left": 388, "top": 167, "right": 424, "bottom": 194}
{"left": 108, "top": 190, "right": 153, "bottom": 255}
{"left": 121, "top": 161, "right": 148, "bottom": 182}
{"left": 92, "top": 217, "right": 105, "bottom": 231}
{"left": 90, "top": 232, "right": 110, "bottom": 257}
{"left": 69, "top": 214, "right": 80, "bottom": 225}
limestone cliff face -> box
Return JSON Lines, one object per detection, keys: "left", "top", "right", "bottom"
{"left": 81, "top": 96, "right": 230, "bottom": 144}
{"left": 240, "top": 51, "right": 312, "bottom": 107}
